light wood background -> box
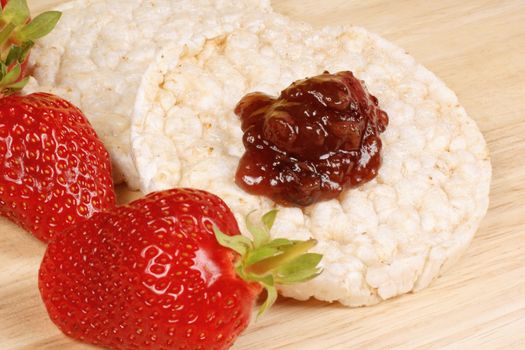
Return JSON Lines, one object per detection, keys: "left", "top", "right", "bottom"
{"left": 1, "top": 0, "right": 524, "bottom": 349}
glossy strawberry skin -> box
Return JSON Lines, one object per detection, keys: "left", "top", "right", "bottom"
{"left": 0, "top": 93, "right": 115, "bottom": 241}
{"left": 39, "top": 188, "right": 261, "bottom": 350}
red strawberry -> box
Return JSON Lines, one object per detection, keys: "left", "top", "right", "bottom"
{"left": 0, "top": 92, "right": 116, "bottom": 241}
{"left": 0, "top": 0, "right": 61, "bottom": 96}
{"left": 39, "top": 188, "right": 322, "bottom": 350}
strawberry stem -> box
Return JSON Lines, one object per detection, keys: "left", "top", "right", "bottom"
{"left": 247, "top": 239, "right": 317, "bottom": 275}
{"left": 0, "top": 0, "right": 61, "bottom": 96}
{"left": 214, "top": 210, "right": 323, "bottom": 317}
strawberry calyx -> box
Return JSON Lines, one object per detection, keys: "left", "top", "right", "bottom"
{"left": 214, "top": 210, "right": 323, "bottom": 316}
{"left": 0, "top": 0, "right": 61, "bottom": 95}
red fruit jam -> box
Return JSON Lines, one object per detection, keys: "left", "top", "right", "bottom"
{"left": 235, "top": 71, "right": 389, "bottom": 206}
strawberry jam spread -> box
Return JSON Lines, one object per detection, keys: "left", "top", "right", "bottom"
{"left": 235, "top": 71, "right": 389, "bottom": 206}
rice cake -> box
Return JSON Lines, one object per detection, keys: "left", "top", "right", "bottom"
{"left": 130, "top": 12, "right": 491, "bottom": 306}
{"left": 29, "top": 0, "right": 272, "bottom": 189}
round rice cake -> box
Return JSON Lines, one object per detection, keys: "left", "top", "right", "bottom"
{"left": 130, "top": 13, "right": 491, "bottom": 306}
{"left": 30, "top": 0, "right": 272, "bottom": 189}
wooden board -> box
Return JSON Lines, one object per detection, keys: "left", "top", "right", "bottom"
{"left": 2, "top": 0, "right": 525, "bottom": 349}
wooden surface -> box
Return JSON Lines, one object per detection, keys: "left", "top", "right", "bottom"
{"left": 1, "top": 0, "right": 524, "bottom": 349}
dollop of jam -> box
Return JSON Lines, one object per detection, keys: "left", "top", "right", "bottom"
{"left": 235, "top": 71, "right": 389, "bottom": 206}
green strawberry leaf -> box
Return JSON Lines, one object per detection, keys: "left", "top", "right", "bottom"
{"left": 1, "top": 76, "right": 29, "bottom": 96}
{"left": 261, "top": 209, "right": 278, "bottom": 231}
{"left": 0, "top": 62, "right": 6, "bottom": 78}
{"left": 248, "top": 239, "right": 318, "bottom": 274}
{"left": 4, "top": 41, "right": 32, "bottom": 65}
{"left": 276, "top": 267, "right": 322, "bottom": 284}
{"left": 4, "top": 75, "right": 28, "bottom": 89}
{"left": 276, "top": 253, "right": 323, "bottom": 284}
{"left": 245, "top": 245, "right": 280, "bottom": 266}
{"left": 246, "top": 211, "right": 270, "bottom": 247}
{"left": 0, "top": 22, "right": 15, "bottom": 47}
{"left": 265, "top": 238, "right": 294, "bottom": 248}
{"left": 278, "top": 253, "right": 323, "bottom": 275}
{"left": 5, "top": 45, "right": 21, "bottom": 65}
{"left": 257, "top": 281, "right": 277, "bottom": 318}
{"left": 246, "top": 238, "right": 299, "bottom": 267}
{"left": 0, "top": 61, "right": 20, "bottom": 85}
{"left": 245, "top": 272, "right": 274, "bottom": 285}
{"left": 213, "top": 226, "right": 251, "bottom": 256}
{"left": 1, "top": 0, "right": 30, "bottom": 26}
{"left": 19, "top": 39, "right": 33, "bottom": 60}
{"left": 18, "top": 11, "right": 61, "bottom": 41}
{"left": 234, "top": 262, "right": 248, "bottom": 281}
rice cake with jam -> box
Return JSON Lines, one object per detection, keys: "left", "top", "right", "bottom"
{"left": 131, "top": 11, "right": 491, "bottom": 306}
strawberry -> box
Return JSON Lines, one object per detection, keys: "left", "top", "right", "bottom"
{"left": 39, "top": 188, "right": 322, "bottom": 350}
{"left": 0, "top": 0, "right": 61, "bottom": 96}
{"left": 0, "top": 92, "right": 116, "bottom": 241}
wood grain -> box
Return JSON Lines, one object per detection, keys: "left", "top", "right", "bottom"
{"left": 2, "top": 0, "right": 524, "bottom": 349}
